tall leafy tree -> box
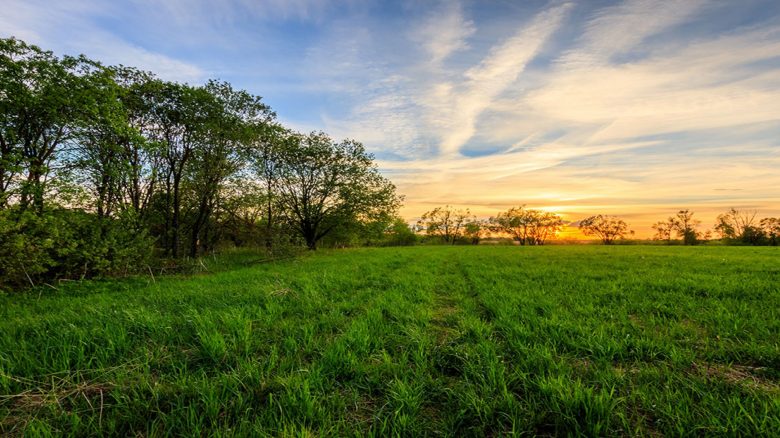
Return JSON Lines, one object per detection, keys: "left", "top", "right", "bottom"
{"left": 147, "top": 82, "right": 213, "bottom": 257}
{"left": 0, "top": 38, "right": 96, "bottom": 212}
{"left": 186, "top": 81, "right": 273, "bottom": 257}
{"left": 71, "top": 65, "right": 144, "bottom": 220}
{"left": 275, "top": 132, "right": 400, "bottom": 250}
{"left": 250, "top": 123, "right": 289, "bottom": 250}
{"left": 112, "top": 67, "right": 164, "bottom": 223}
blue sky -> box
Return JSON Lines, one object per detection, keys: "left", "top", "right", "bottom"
{"left": 3, "top": 0, "right": 780, "bottom": 233}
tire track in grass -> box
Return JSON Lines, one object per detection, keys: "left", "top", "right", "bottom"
{"left": 423, "top": 249, "right": 513, "bottom": 435}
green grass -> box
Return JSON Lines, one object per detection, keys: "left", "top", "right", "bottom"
{"left": 2, "top": 246, "right": 779, "bottom": 436}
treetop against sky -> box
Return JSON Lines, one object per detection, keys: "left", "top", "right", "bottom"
{"left": 3, "top": 0, "right": 779, "bottom": 235}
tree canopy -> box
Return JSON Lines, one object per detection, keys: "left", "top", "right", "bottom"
{"left": 579, "top": 215, "right": 632, "bottom": 244}
{"left": 0, "top": 37, "right": 402, "bottom": 289}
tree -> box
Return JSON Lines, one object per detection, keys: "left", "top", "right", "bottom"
{"left": 464, "top": 220, "right": 485, "bottom": 245}
{"left": 385, "top": 217, "right": 418, "bottom": 246}
{"left": 0, "top": 38, "right": 97, "bottom": 213}
{"left": 579, "top": 215, "right": 632, "bottom": 244}
{"left": 490, "top": 206, "right": 564, "bottom": 245}
{"left": 670, "top": 209, "right": 701, "bottom": 245}
{"left": 71, "top": 65, "right": 143, "bottom": 220}
{"left": 186, "top": 81, "right": 273, "bottom": 257}
{"left": 417, "top": 205, "right": 473, "bottom": 244}
{"left": 714, "top": 208, "right": 763, "bottom": 244}
{"left": 527, "top": 211, "right": 564, "bottom": 245}
{"left": 112, "top": 67, "right": 165, "bottom": 224}
{"left": 651, "top": 220, "right": 674, "bottom": 242}
{"left": 250, "top": 123, "right": 289, "bottom": 250}
{"left": 148, "top": 82, "right": 215, "bottom": 257}
{"left": 275, "top": 132, "right": 400, "bottom": 250}
{"left": 760, "top": 217, "right": 780, "bottom": 246}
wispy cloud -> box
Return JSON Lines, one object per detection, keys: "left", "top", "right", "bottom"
{"left": 410, "top": 2, "right": 475, "bottom": 66}
{"left": 429, "top": 3, "right": 573, "bottom": 156}
{"left": 0, "top": 0, "right": 205, "bottom": 83}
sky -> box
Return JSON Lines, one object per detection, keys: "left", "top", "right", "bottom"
{"left": 3, "top": 0, "right": 780, "bottom": 237}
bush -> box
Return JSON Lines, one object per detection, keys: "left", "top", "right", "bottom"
{"left": 0, "top": 208, "right": 154, "bottom": 291}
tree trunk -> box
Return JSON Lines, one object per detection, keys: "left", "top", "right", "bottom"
{"left": 20, "top": 161, "right": 45, "bottom": 214}
{"left": 265, "top": 179, "right": 273, "bottom": 250}
{"left": 190, "top": 195, "right": 210, "bottom": 258}
{"left": 303, "top": 224, "right": 317, "bottom": 250}
{"left": 171, "top": 174, "right": 181, "bottom": 258}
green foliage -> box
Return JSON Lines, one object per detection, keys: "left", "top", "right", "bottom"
{"left": 1, "top": 246, "right": 779, "bottom": 435}
{"left": 417, "top": 205, "right": 474, "bottom": 244}
{"left": 1, "top": 36, "right": 400, "bottom": 288}
{"left": 384, "top": 218, "right": 419, "bottom": 246}
{"left": 275, "top": 132, "right": 401, "bottom": 250}
{"left": 0, "top": 208, "right": 153, "bottom": 290}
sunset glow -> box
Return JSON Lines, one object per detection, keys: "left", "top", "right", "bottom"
{"left": 4, "top": 0, "right": 779, "bottom": 237}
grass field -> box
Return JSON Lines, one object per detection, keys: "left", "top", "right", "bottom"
{"left": 1, "top": 246, "right": 779, "bottom": 436}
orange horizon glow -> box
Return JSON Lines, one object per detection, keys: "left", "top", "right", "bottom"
{"left": 400, "top": 203, "right": 780, "bottom": 240}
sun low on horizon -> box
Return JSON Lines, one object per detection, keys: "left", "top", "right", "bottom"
{"left": 4, "top": 0, "right": 779, "bottom": 238}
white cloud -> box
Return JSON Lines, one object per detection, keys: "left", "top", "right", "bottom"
{"left": 429, "top": 3, "right": 573, "bottom": 156}
{"left": 410, "top": 2, "right": 475, "bottom": 65}
{"left": 0, "top": 0, "right": 205, "bottom": 83}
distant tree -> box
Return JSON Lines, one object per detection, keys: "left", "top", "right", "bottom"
{"left": 760, "top": 217, "right": 780, "bottom": 246}
{"left": 417, "top": 205, "right": 473, "bottom": 244}
{"left": 528, "top": 211, "right": 565, "bottom": 245}
{"left": 490, "top": 206, "right": 564, "bottom": 245}
{"left": 275, "top": 132, "right": 400, "bottom": 250}
{"left": 384, "top": 217, "right": 418, "bottom": 246}
{"left": 670, "top": 209, "right": 701, "bottom": 245}
{"left": 714, "top": 208, "right": 764, "bottom": 244}
{"left": 651, "top": 220, "right": 674, "bottom": 242}
{"left": 464, "top": 220, "right": 486, "bottom": 245}
{"left": 579, "top": 215, "right": 632, "bottom": 244}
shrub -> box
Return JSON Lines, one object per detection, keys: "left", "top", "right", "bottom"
{"left": 0, "top": 208, "right": 154, "bottom": 291}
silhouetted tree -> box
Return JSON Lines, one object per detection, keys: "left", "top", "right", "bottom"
{"left": 417, "top": 205, "right": 473, "bottom": 244}
{"left": 714, "top": 208, "right": 764, "bottom": 244}
{"left": 651, "top": 220, "right": 674, "bottom": 242}
{"left": 760, "top": 217, "right": 780, "bottom": 246}
{"left": 464, "top": 220, "right": 486, "bottom": 245}
{"left": 671, "top": 209, "right": 701, "bottom": 245}
{"left": 490, "top": 206, "right": 563, "bottom": 245}
{"left": 579, "top": 215, "right": 632, "bottom": 244}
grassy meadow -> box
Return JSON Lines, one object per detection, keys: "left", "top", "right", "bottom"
{"left": 1, "top": 246, "right": 779, "bottom": 436}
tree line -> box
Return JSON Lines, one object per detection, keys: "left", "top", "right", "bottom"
{"left": 416, "top": 205, "right": 780, "bottom": 246}
{"left": 0, "top": 37, "right": 402, "bottom": 289}
{"left": 415, "top": 205, "right": 565, "bottom": 245}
